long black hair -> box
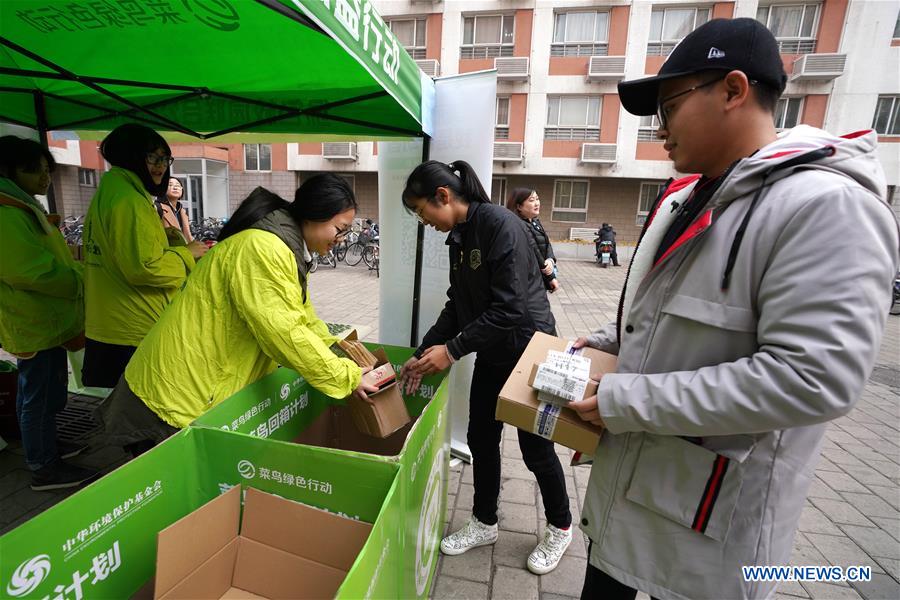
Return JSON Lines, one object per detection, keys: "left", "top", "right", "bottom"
{"left": 0, "top": 135, "right": 57, "bottom": 180}
{"left": 219, "top": 174, "right": 357, "bottom": 242}
{"left": 100, "top": 123, "right": 171, "bottom": 197}
{"left": 401, "top": 160, "right": 490, "bottom": 210}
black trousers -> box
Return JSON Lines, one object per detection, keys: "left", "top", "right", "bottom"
{"left": 468, "top": 361, "right": 571, "bottom": 529}
{"left": 82, "top": 338, "right": 137, "bottom": 388}
{"left": 581, "top": 543, "right": 659, "bottom": 600}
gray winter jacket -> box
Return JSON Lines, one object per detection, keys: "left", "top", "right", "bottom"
{"left": 580, "top": 126, "right": 900, "bottom": 600}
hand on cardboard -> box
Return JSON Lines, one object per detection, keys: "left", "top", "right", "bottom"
{"left": 400, "top": 357, "right": 423, "bottom": 395}
{"left": 570, "top": 375, "right": 605, "bottom": 427}
{"left": 415, "top": 345, "right": 451, "bottom": 376}
{"left": 542, "top": 258, "right": 554, "bottom": 276}
{"left": 572, "top": 337, "right": 588, "bottom": 349}
{"left": 352, "top": 366, "right": 379, "bottom": 405}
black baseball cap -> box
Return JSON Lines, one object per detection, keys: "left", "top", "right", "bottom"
{"left": 618, "top": 18, "right": 787, "bottom": 116}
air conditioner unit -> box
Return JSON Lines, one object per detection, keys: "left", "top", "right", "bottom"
{"left": 493, "top": 142, "right": 524, "bottom": 162}
{"left": 587, "top": 56, "right": 626, "bottom": 82}
{"left": 494, "top": 57, "right": 529, "bottom": 81}
{"left": 580, "top": 143, "right": 617, "bottom": 164}
{"left": 415, "top": 59, "right": 441, "bottom": 78}
{"left": 790, "top": 53, "right": 846, "bottom": 82}
{"left": 322, "top": 142, "right": 357, "bottom": 161}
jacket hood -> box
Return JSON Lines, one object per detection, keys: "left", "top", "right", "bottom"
{"left": 713, "top": 126, "right": 887, "bottom": 209}
{"left": 251, "top": 208, "right": 312, "bottom": 302}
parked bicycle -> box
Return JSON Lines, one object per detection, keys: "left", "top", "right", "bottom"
{"left": 60, "top": 215, "right": 84, "bottom": 246}
{"left": 309, "top": 249, "right": 337, "bottom": 273}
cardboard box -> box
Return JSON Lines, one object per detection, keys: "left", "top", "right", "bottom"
{"left": 497, "top": 332, "right": 617, "bottom": 456}
{"left": 339, "top": 331, "right": 411, "bottom": 438}
{"left": 153, "top": 486, "right": 373, "bottom": 600}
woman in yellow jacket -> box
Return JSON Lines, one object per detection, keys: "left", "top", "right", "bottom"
{"left": 99, "top": 176, "right": 377, "bottom": 456}
{"left": 81, "top": 124, "right": 208, "bottom": 388}
{"left": 0, "top": 136, "right": 98, "bottom": 490}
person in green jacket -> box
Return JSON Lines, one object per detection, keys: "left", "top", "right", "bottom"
{"left": 99, "top": 176, "right": 378, "bottom": 456}
{"left": 0, "top": 136, "right": 99, "bottom": 491}
{"left": 81, "top": 124, "right": 208, "bottom": 389}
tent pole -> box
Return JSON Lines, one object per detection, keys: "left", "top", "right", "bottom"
{"left": 33, "top": 90, "right": 57, "bottom": 214}
{"left": 409, "top": 135, "right": 431, "bottom": 348}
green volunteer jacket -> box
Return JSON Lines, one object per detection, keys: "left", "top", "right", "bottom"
{"left": 0, "top": 177, "right": 83, "bottom": 355}
{"left": 83, "top": 167, "right": 194, "bottom": 346}
{"left": 125, "top": 215, "right": 360, "bottom": 428}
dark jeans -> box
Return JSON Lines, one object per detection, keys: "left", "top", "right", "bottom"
{"left": 82, "top": 338, "right": 137, "bottom": 388}
{"left": 581, "top": 543, "right": 659, "bottom": 600}
{"left": 468, "top": 361, "right": 571, "bottom": 529}
{"left": 16, "top": 347, "right": 68, "bottom": 470}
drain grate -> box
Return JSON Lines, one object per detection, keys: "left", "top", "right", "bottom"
{"left": 56, "top": 395, "right": 103, "bottom": 442}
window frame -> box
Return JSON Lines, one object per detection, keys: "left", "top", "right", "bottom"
{"left": 490, "top": 177, "right": 508, "bottom": 206}
{"left": 387, "top": 17, "right": 427, "bottom": 59}
{"left": 244, "top": 143, "right": 272, "bottom": 172}
{"left": 774, "top": 96, "right": 805, "bottom": 131}
{"left": 756, "top": 2, "right": 821, "bottom": 53}
{"left": 460, "top": 14, "right": 515, "bottom": 59}
{"left": 647, "top": 6, "right": 711, "bottom": 55}
{"left": 545, "top": 96, "right": 602, "bottom": 141}
{"left": 495, "top": 96, "right": 511, "bottom": 140}
{"left": 872, "top": 95, "right": 900, "bottom": 136}
{"left": 637, "top": 115, "right": 662, "bottom": 142}
{"left": 551, "top": 10, "right": 610, "bottom": 57}
{"left": 638, "top": 181, "right": 667, "bottom": 216}
{"left": 551, "top": 178, "right": 590, "bottom": 224}
{"left": 77, "top": 167, "right": 96, "bottom": 186}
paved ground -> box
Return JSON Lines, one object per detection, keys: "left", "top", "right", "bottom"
{"left": 1, "top": 257, "right": 898, "bottom": 600}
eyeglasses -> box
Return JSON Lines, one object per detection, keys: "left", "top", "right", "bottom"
{"left": 334, "top": 226, "right": 353, "bottom": 241}
{"left": 656, "top": 76, "right": 725, "bottom": 130}
{"left": 146, "top": 153, "right": 175, "bottom": 167}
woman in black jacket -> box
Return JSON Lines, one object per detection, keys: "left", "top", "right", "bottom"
{"left": 507, "top": 187, "right": 559, "bottom": 292}
{"left": 399, "top": 160, "right": 573, "bottom": 575}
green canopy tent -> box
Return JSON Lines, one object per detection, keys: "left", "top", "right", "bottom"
{"left": 0, "top": 0, "right": 434, "bottom": 343}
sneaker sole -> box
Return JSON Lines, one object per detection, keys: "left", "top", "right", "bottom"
{"left": 31, "top": 475, "right": 99, "bottom": 492}
{"left": 440, "top": 535, "right": 498, "bottom": 556}
{"left": 526, "top": 536, "right": 573, "bottom": 575}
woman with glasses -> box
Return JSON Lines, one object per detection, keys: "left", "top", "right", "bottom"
{"left": 98, "top": 176, "right": 376, "bottom": 456}
{"left": 81, "top": 124, "right": 208, "bottom": 393}
{"left": 399, "top": 161, "right": 574, "bottom": 575}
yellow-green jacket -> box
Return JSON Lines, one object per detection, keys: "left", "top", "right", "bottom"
{"left": 125, "top": 213, "right": 360, "bottom": 428}
{"left": 0, "top": 178, "right": 83, "bottom": 355}
{"left": 83, "top": 167, "right": 194, "bottom": 346}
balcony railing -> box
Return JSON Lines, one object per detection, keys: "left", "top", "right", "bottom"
{"left": 776, "top": 39, "right": 817, "bottom": 54}
{"left": 544, "top": 127, "right": 599, "bottom": 142}
{"left": 460, "top": 45, "right": 514, "bottom": 59}
{"left": 550, "top": 42, "right": 608, "bottom": 57}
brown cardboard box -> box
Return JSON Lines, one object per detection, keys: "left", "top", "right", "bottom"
{"left": 339, "top": 330, "right": 411, "bottom": 439}
{"left": 153, "top": 486, "right": 372, "bottom": 600}
{"left": 496, "top": 332, "right": 617, "bottom": 456}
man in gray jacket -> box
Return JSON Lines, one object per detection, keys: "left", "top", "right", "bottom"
{"left": 570, "top": 18, "right": 900, "bottom": 600}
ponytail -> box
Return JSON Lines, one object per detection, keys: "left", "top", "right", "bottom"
{"left": 218, "top": 187, "right": 290, "bottom": 241}
{"left": 402, "top": 159, "right": 490, "bottom": 209}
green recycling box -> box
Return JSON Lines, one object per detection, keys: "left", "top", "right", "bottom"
{"left": 191, "top": 341, "right": 450, "bottom": 600}
{"left": 0, "top": 426, "right": 403, "bottom": 599}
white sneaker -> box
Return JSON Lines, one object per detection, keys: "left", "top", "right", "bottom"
{"left": 440, "top": 515, "right": 499, "bottom": 556}
{"left": 527, "top": 524, "right": 572, "bottom": 575}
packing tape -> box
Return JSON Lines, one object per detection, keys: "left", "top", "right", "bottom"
{"left": 533, "top": 401, "right": 561, "bottom": 440}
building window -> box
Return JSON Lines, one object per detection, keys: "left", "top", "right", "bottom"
{"left": 637, "top": 115, "right": 662, "bottom": 142}
{"left": 637, "top": 181, "right": 667, "bottom": 226}
{"left": 495, "top": 97, "right": 510, "bottom": 140}
{"left": 757, "top": 3, "right": 820, "bottom": 54}
{"left": 244, "top": 144, "right": 272, "bottom": 171}
{"left": 551, "top": 179, "right": 589, "bottom": 223}
{"left": 490, "top": 177, "right": 508, "bottom": 205}
{"left": 551, "top": 11, "right": 609, "bottom": 57}
{"left": 648, "top": 6, "right": 710, "bottom": 56}
{"left": 774, "top": 97, "right": 804, "bottom": 130}
{"left": 872, "top": 96, "right": 900, "bottom": 136}
{"left": 77, "top": 168, "right": 96, "bottom": 186}
{"left": 545, "top": 96, "right": 601, "bottom": 141}
{"left": 461, "top": 14, "right": 514, "bottom": 59}
{"left": 388, "top": 18, "right": 426, "bottom": 59}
